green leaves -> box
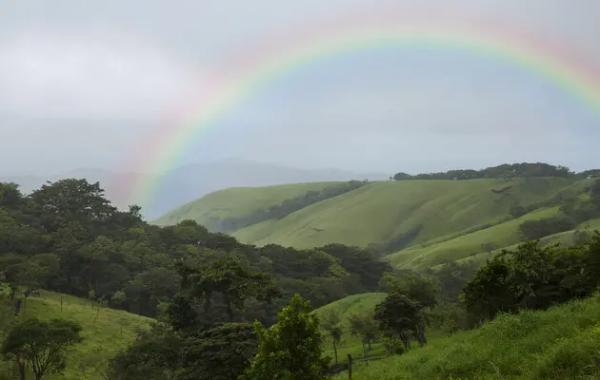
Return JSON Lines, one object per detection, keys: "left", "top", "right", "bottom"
{"left": 1, "top": 318, "right": 82, "bottom": 380}
{"left": 243, "top": 294, "right": 330, "bottom": 380}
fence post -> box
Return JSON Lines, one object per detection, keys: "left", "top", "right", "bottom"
{"left": 347, "top": 354, "right": 353, "bottom": 380}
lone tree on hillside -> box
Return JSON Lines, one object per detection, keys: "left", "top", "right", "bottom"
{"left": 348, "top": 312, "right": 379, "bottom": 357}
{"left": 242, "top": 294, "right": 330, "bottom": 380}
{"left": 320, "top": 311, "right": 343, "bottom": 365}
{"left": 1, "top": 318, "right": 82, "bottom": 380}
{"left": 374, "top": 292, "right": 426, "bottom": 350}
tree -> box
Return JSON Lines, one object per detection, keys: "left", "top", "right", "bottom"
{"left": 30, "top": 179, "right": 116, "bottom": 232}
{"left": 320, "top": 311, "right": 342, "bottom": 364}
{"left": 463, "top": 240, "right": 596, "bottom": 321}
{"left": 374, "top": 292, "right": 425, "bottom": 349}
{"left": 179, "top": 257, "right": 279, "bottom": 322}
{"left": 348, "top": 312, "right": 379, "bottom": 357}
{"left": 1, "top": 318, "right": 82, "bottom": 380}
{"left": 176, "top": 323, "right": 258, "bottom": 380}
{"left": 107, "top": 323, "right": 257, "bottom": 380}
{"left": 462, "top": 254, "right": 517, "bottom": 321}
{"left": 243, "top": 294, "right": 330, "bottom": 380}
{"left": 380, "top": 270, "right": 437, "bottom": 309}
{"left": 166, "top": 296, "right": 197, "bottom": 331}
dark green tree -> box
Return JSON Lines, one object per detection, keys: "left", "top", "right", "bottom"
{"left": 374, "top": 292, "right": 425, "bottom": 349}
{"left": 179, "top": 257, "right": 279, "bottom": 322}
{"left": 107, "top": 323, "right": 257, "bottom": 380}
{"left": 30, "top": 179, "right": 116, "bottom": 232}
{"left": 1, "top": 318, "right": 82, "bottom": 380}
{"left": 243, "top": 294, "right": 330, "bottom": 380}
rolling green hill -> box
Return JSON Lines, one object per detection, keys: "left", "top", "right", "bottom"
{"left": 158, "top": 177, "right": 577, "bottom": 251}
{"left": 386, "top": 206, "right": 561, "bottom": 269}
{"left": 155, "top": 182, "right": 339, "bottom": 229}
{"left": 313, "top": 293, "right": 386, "bottom": 327}
{"left": 332, "top": 294, "right": 600, "bottom": 380}
{"left": 0, "top": 289, "right": 152, "bottom": 380}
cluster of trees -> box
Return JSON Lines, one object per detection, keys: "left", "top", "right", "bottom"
{"left": 108, "top": 293, "right": 331, "bottom": 380}
{"left": 519, "top": 179, "right": 600, "bottom": 240}
{"left": 393, "top": 162, "right": 584, "bottom": 181}
{"left": 464, "top": 235, "right": 600, "bottom": 321}
{"left": 210, "top": 181, "right": 366, "bottom": 233}
{"left": 0, "top": 180, "right": 388, "bottom": 320}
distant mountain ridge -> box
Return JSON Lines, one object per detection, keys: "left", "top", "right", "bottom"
{"left": 0, "top": 159, "right": 386, "bottom": 219}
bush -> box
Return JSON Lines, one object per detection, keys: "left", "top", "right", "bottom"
{"left": 519, "top": 216, "right": 575, "bottom": 240}
{"left": 381, "top": 336, "right": 405, "bottom": 355}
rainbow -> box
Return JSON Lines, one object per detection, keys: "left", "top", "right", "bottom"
{"left": 119, "top": 16, "right": 600, "bottom": 209}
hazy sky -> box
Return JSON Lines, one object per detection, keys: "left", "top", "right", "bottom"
{"left": 1, "top": 0, "right": 600, "bottom": 176}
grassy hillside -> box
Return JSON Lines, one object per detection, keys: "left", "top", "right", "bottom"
{"left": 155, "top": 182, "right": 338, "bottom": 228}
{"left": 333, "top": 294, "right": 600, "bottom": 380}
{"left": 313, "top": 293, "right": 388, "bottom": 365}
{"left": 233, "top": 178, "right": 574, "bottom": 249}
{"left": 386, "top": 206, "right": 560, "bottom": 269}
{"left": 453, "top": 217, "right": 600, "bottom": 268}
{"left": 313, "top": 293, "right": 386, "bottom": 327}
{"left": 0, "top": 290, "right": 152, "bottom": 380}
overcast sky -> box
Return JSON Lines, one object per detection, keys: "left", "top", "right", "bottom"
{"left": 1, "top": 0, "right": 600, "bottom": 177}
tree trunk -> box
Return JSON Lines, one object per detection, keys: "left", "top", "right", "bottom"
{"left": 416, "top": 323, "right": 427, "bottom": 346}
{"left": 400, "top": 332, "right": 410, "bottom": 350}
{"left": 333, "top": 340, "right": 338, "bottom": 365}
{"left": 16, "top": 354, "right": 26, "bottom": 380}
{"left": 347, "top": 354, "right": 353, "bottom": 380}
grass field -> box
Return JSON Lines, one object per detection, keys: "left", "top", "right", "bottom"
{"left": 0, "top": 290, "right": 152, "bottom": 380}
{"left": 333, "top": 294, "right": 600, "bottom": 380}
{"left": 156, "top": 178, "right": 577, "bottom": 249}
{"left": 449, "top": 217, "right": 600, "bottom": 269}
{"left": 233, "top": 178, "right": 574, "bottom": 249}
{"left": 386, "top": 206, "right": 560, "bottom": 269}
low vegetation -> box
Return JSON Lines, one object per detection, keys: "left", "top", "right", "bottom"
{"left": 334, "top": 294, "right": 600, "bottom": 379}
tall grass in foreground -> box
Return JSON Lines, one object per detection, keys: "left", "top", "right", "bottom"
{"left": 334, "top": 294, "right": 600, "bottom": 380}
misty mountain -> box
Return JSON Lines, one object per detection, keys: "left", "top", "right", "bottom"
{"left": 0, "top": 159, "right": 386, "bottom": 219}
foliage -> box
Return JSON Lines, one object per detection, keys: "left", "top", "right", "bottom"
{"left": 374, "top": 292, "right": 426, "bottom": 349}
{"left": 2, "top": 318, "right": 82, "bottom": 380}
{"left": 0, "top": 179, "right": 384, "bottom": 320}
{"left": 169, "top": 256, "right": 281, "bottom": 328}
{"left": 320, "top": 311, "right": 342, "bottom": 364}
{"left": 348, "top": 312, "right": 379, "bottom": 353}
{"left": 243, "top": 294, "right": 330, "bottom": 380}
{"left": 519, "top": 216, "right": 575, "bottom": 240}
{"left": 379, "top": 270, "right": 437, "bottom": 309}
{"left": 393, "top": 162, "right": 575, "bottom": 181}
{"left": 334, "top": 295, "right": 600, "bottom": 380}
{"left": 107, "top": 323, "right": 257, "bottom": 380}
{"left": 464, "top": 236, "right": 600, "bottom": 320}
